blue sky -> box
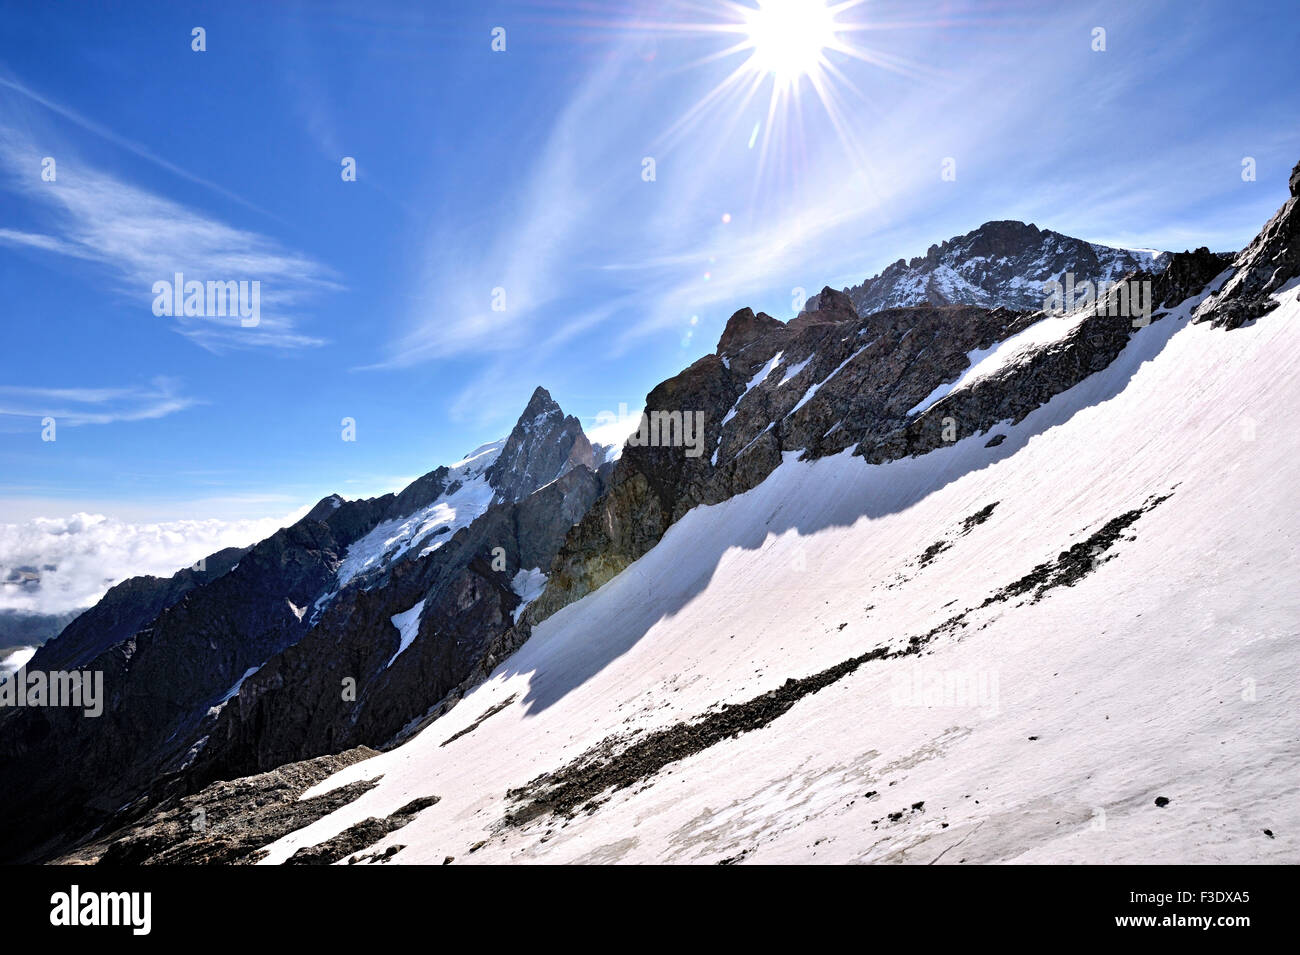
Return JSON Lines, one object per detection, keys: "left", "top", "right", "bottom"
{"left": 1, "top": 0, "right": 1297, "bottom": 527}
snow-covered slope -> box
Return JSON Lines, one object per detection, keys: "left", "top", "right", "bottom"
{"left": 326, "top": 440, "right": 504, "bottom": 600}
{"left": 255, "top": 283, "right": 1299, "bottom": 865}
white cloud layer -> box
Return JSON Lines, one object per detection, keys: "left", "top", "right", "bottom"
{"left": 0, "top": 511, "right": 299, "bottom": 615}
{"left": 0, "top": 646, "right": 37, "bottom": 679}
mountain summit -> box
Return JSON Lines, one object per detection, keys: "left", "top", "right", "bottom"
{"left": 842, "top": 219, "right": 1169, "bottom": 316}
{"left": 486, "top": 386, "right": 597, "bottom": 504}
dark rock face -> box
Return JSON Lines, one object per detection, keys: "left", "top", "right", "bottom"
{"left": 0, "top": 387, "right": 603, "bottom": 864}
{"left": 791, "top": 286, "right": 858, "bottom": 328}
{"left": 191, "top": 462, "right": 605, "bottom": 786}
{"left": 865, "top": 250, "right": 1232, "bottom": 464}
{"left": 843, "top": 220, "right": 1168, "bottom": 316}
{"left": 1195, "top": 163, "right": 1300, "bottom": 329}
{"left": 717, "top": 307, "right": 784, "bottom": 356}
{"left": 30, "top": 546, "right": 247, "bottom": 672}
{"left": 529, "top": 299, "right": 1030, "bottom": 622}
{"left": 486, "top": 386, "right": 595, "bottom": 504}
{"left": 0, "top": 515, "right": 376, "bottom": 862}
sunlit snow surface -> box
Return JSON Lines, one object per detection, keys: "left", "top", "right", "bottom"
{"left": 262, "top": 284, "right": 1298, "bottom": 865}
{"left": 311, "top": 441, "right": 506, "bottom": 622}
{"left": 386, "top": 600, "right": 426, "bottom": 669}
{"left": 510, "top": 568, "right": 548, "bottom": 625}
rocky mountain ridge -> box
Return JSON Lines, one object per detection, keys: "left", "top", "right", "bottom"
{"left": 839, "top": 219, "right": 1172, "bottom": 317}
{"left": 0, "top": 387, "right": 604, "bottom": 862}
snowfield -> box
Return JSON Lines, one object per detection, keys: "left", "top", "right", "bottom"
{"left": 258, "top": 290, "right": 1299, "bottom": 865}
{"left": 312, "top": 440, "right": 506, "bottom": 620}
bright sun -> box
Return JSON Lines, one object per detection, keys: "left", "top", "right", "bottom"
{"left": 645, "top": 0, "right": 930, "bottom": 181}
{"left": 743, "top": 0, "right": 839, "bottom": 86}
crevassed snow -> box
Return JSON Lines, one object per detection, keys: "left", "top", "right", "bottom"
{"left": 510, "top": 568, "right": 548, "bottom": 624}
{"left": 259, "top": 284, "right": 1299, "bottom": 866}
{"left": 386, "top": 599, "right": 426, "bottom": 669}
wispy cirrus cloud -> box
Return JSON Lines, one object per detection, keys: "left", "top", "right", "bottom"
{"left": 371, "top": 0, "right": 1290, "bottom": 433}
{"left": 0, "top": 73, "right": 281, "bottom": 220}
{"left": 0, "top": 376, "right": 198, "bottom": 428}
{"left": 0, "top": 120, "right": 339, "bottom": 351}
{"left": 369, "top": 5, "right": 1033, "bottom": 413}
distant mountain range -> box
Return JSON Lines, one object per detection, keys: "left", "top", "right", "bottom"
{"left": 837, "top": 219, "right": 1175, "bottom": 316}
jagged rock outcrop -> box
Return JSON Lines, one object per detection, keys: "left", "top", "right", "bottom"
{"left": 55, "top": 747, "right": 380, "bottom": 865}
{"left": 716, "top": 307, "right": 784, "bottom": 355}
{"left": 529, "top": 298, "right": 1032, "bottom": 622}
{"left": 843, "top": 219, "right": 1168, "bottom": 316}
{"left": 791, "top": 286, "right": 858, "bottom": 328}
{"left": 866, "top": 249, "right": 1233, "bottom": 463}
{"left": 192, "top": 461, "right": 605, "bottom": 785}
{"left": 486, "top": 386, "right": 595, "bottom": 504}
{"left": 1194, "top": 159, "right": 1300, "bottom": 329}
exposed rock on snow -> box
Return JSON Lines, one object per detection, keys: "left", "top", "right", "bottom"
{"left": 284, "top": 795, "right": 440, "bottom": 865}
{"left": 54, "top": 747, "right": 379, "bottom": 865}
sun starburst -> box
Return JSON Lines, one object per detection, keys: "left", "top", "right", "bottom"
{"left": 741, "top": 0, "right": 840, "bottom": 90}
{"left": 641, "top": 0, "right": 938, "bottom": 192}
